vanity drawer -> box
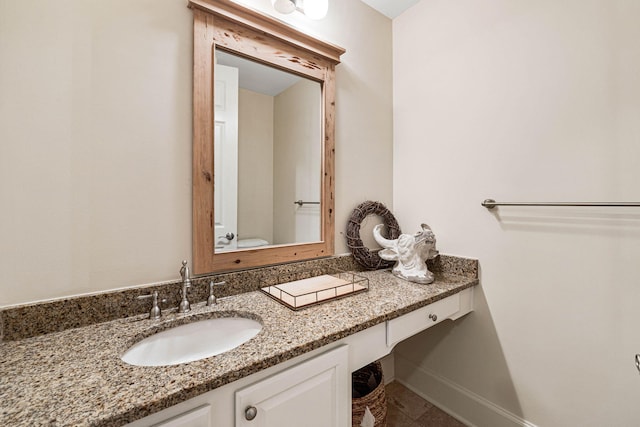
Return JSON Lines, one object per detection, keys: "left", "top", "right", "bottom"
{"left": 386, "top": 293, "right": 461, "bottom": 348}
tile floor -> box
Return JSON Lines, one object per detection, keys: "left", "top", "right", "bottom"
{"left": 384, "top": 381, "right": 466, "bottom": 427}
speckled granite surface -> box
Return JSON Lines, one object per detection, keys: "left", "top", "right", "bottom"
{"left": 0, "top": 254, "right": 475, "bottom": 341}
{"left": 0, "top": 255, "right": 363, "bottom": 341}
{"left": 0, "top": 255, "right": 477, "bottom": 426}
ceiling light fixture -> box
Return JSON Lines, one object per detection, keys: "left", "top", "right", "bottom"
{"left": 271, "top": 0, "right": 328, "bottom": 20}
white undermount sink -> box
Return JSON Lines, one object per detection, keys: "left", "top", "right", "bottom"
{"left": 121, "top": 316, "right": 262, "bottom": 367}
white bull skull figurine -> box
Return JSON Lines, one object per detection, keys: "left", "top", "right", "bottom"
{"left": 373, "top": 223, "right": 439, "bottom": 284}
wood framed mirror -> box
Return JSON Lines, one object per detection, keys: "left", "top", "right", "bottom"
{"left": 189, "top": 0, "right": 345, "bottom": 274}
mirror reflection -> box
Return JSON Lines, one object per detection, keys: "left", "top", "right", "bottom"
{"left": 214, "top": 50, "right": 322, "bottom": 252}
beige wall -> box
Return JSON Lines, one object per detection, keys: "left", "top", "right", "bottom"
{"left": 0, "top": 0, "right": 393, "bottom": 307}
{"left": 273, "top": 79, "right": 321, "bottom": 245}
{"left": 238, "top": 88, "right": 274, "bottom": 244}
{"left": 393, "top": 1, "right": 640, "bottom": 425}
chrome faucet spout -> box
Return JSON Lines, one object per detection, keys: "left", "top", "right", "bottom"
{"left": 179, "top": 260, "right": 192, "bottom": 313}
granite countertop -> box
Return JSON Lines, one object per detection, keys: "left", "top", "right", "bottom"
{"left": 0, "top": 269, "right": 477, "bottom": 426}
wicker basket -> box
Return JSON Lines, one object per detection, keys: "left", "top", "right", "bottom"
{"left": 352, "top": 361, "right": 387, "bottom": 427}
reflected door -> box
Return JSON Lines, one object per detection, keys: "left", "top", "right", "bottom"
{"left": 214, "top": 63, "right": 239, "bottom": 251}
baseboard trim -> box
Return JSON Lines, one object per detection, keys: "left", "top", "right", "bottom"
{"left": 395, "top": 353, "right": 537, "bottom": 427}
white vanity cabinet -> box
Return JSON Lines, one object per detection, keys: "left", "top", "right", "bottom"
{"left": 128, "top": 345, "right": 351, "bottom": 427}
{"left": 386, "top": 289, "right": 473, "bottom": 348}
{"left": 127, "top": 288, "right": 473, "bottom": 427}
{"left": 234, "top": 345, "right": 349, "bottom": 427}
{"left": 153, "top": 406, "right": 212, "bottom": 427}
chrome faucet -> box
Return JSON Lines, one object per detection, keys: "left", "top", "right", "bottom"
{"left": 178, "top": 260, "right": 192, "bottom": 313}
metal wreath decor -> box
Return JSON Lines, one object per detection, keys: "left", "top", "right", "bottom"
{"left": 346, "top": 201, "right": 402, "bottom": 270}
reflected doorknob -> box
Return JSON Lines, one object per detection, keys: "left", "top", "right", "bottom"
{"left": 218, "top": 232, "right": 235, "bottom": 241}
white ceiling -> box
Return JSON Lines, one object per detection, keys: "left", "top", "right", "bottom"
{"left": 360, "top": 0, "right": 420, "bottom": 19}
{"left": 216, "top": 51, "right": 302, "bottom": 97}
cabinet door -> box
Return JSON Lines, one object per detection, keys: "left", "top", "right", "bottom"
{"left": 235, "top": 345, "right": 349, "bottom": 427}
{"left": 153, "top": 405, "right": 211, "bottom": 427}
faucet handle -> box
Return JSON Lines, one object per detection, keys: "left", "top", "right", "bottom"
{"left": 137, "top": 290, "right": 167, "bottom": 320}
{"left": 207, "top": 280, "right": 226, "bottom": 306}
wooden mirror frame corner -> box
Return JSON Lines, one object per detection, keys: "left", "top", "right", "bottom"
{"left": 189, "top": 0, "right": 345, "bottom": 274}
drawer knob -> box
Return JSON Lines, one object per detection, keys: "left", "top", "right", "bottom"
{"left": 245, "top": 406, "right": 258, "bottom": 421}
{"left": 428, "top": 313, "right": 438, "bottom": 322}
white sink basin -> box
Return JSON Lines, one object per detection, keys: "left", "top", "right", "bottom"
{"left": 121, "top": 317, "right": 262, "bottom": 366}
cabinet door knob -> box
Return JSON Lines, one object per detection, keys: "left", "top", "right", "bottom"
{"left": 428, "top": 313, "right": 437, "bottom": 322}
{"left": 245, "top": 406, "right": 257, "bottom": 421}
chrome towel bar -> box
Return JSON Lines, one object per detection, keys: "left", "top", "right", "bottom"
{"left": 294, "top": 200, "right": 320, "bottom": 207}
{"left": 482, "top": 199, "right": 640, "bottom": 209}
